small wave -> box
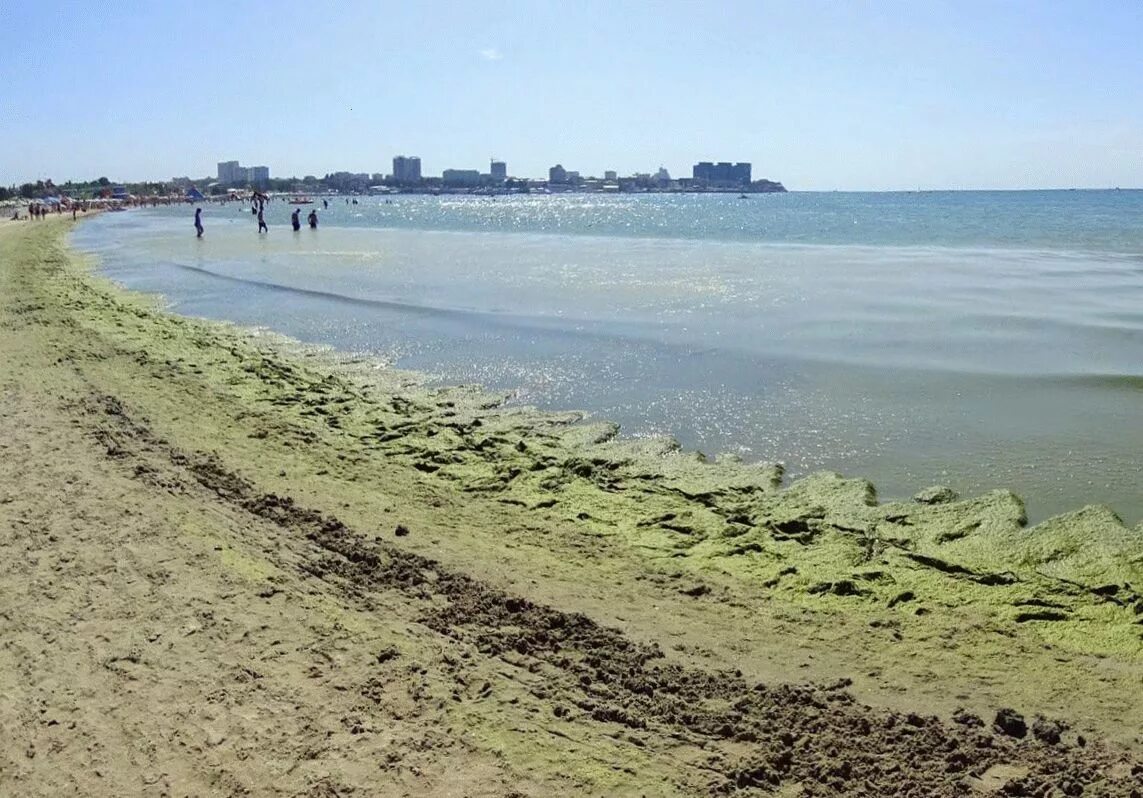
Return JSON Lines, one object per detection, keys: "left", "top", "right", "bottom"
{"left": 1050, "top": 373, "right": 1143, "bottom": 392}
{"left": 164, "top": 261, "right": 796, "bottom": 367}
{"left": 169, "top": 261, "right": 466, "bottom": 319}
{"left": 167, "top": 261, "right": 665, "bottom": 343}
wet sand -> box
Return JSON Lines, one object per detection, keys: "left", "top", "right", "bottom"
{"left": 1, "top": 216, "right": 1140, "bottom": 795}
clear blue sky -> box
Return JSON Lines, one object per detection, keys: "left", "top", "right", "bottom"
{"left": 3, "top": 0, "right": 1142, "bottom": 190}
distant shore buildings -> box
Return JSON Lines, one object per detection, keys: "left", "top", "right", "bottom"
{"left": 392, "top": 156, "right": 422, "bottom": 185}
{"left": 217, "top": 160, "right": 270, "bottom": 188}
{"left": 374, "top": 156, "right": 777, "bottom": 193}
{"left": 196, "top": 154, "right": 783, "bottom": 196}
{"left": 692, "top": 161, "right": 751, "bottom": 187}
{"left": 534, "top": 160, "right": 775, "bottom": 194}
{"left": 442, "top": 168, "right": 482, "bottom": 187}
{"left": 20, "top": 152, "right": 783, "bottom": 202}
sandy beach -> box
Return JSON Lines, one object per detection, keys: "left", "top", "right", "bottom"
{"left": 1, "top": 216, "right": 1140, "bottom": 795}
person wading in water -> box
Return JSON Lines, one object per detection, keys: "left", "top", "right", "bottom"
{"left": 194, "top": 207, "right": 204, "bottom": 238}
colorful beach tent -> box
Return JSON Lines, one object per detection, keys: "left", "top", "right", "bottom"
{"left": 186, "top": 187, "right": 205, "bottom": 200}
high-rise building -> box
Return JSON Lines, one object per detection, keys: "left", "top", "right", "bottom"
{"left": 549, "top": 164, "right": 567, "bottom": 184}
{"left": 490, "top": 160, "right": 507, "bottom": 181}
{"left": 217, "top": 160, "right": 242, "bottom": 184}
{"left": 604, "top": 170, "right": 618, "bottom": 182}
{"left": 217, "top": 161, "right": 271, "bottom": 186}
{"left": 393, "top": 156, "right": 422, "bottom": 184}
{"left": 442, "top": 169, "right": 482, "bottom": 187}
{"left": 692, "top": 161, "right": 751, "bottom": 186}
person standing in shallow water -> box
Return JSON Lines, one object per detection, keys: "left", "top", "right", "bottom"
{"left": 194, "top": 207, "right": 204, "bottom": 238}
{"left": 257, "top": 206, "right": 268, "bottom": 234}
{"left": 307, "top": 210, "right": 318, "bottom": 229}
{"left": 291, "top": 208, "right": 301, "bottom": 231}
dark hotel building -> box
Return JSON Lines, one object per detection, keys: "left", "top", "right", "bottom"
{"left": 692, "top": 161, "right": 752, "bottom": 185}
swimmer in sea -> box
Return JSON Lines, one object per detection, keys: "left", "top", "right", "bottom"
{"left": 307, "top": 209, "right": 318, "bottom": 229}
{"left": 194, "top": 207, "right": 204, "bottom": 237}
{"left": 291, "top": 208, "right": 301, "bottom": 231}
{"left": 257, "top": 206, "right": 268, "bottom": 234}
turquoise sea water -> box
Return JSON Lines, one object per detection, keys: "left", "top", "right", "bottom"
{"left": 71, "top": 192, "right": 1143, "bottom": 523}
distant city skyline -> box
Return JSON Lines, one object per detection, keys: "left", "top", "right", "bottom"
{"left": 204, "top": 155, "right": 760, "bottom": 186}
{"left": 196, "top": 154, "right": 773, "bottom": 195}
{"left": 3, "top": 2, "right": 1143, "bottom": 191}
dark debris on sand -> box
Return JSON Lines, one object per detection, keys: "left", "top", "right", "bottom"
{"left": 89, "top": 391, "right": 1143, "bottom": 797}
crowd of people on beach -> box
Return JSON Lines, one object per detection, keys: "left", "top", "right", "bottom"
{"left": 6, "top": 194, "right": 178, "bottom": 221}
{"left": 10, "top": 201, "right": 90, "bottom": 221}
{"left": 194, "top": 193, "right": 318, "bottom": 238}
{"left": 7, "top": 192, "right": 339, "bottom": 230}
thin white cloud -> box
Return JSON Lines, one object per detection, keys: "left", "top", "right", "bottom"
{"left": 479, "top": 48, "right": 503, "bottom": 61}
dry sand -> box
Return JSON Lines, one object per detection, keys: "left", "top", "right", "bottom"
{"left": 0, "top": 216, "right": 1140, "bottom": 796}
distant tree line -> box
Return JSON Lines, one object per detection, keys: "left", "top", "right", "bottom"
{"left": 2, "top": 176, "right": 187, "bottom": 201}
{"left": 7, "top": 171, "right": 407, "bottom": 200}
{"left": 4, "top": 177, "right": 113, "bottom": 201}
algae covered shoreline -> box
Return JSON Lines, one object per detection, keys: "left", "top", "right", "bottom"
{"left": 74, "top": 202, "right": 1143, "bottom": 526}
{"left": 2, "top": 216, "right": 1141, "bottom": 795}
{"left": 70, "top": 215, "right": 1143, "bottom": 658}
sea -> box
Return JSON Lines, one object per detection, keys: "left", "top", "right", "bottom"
{"left": 70, "top": 191, "right": 1143, "bottom": 524}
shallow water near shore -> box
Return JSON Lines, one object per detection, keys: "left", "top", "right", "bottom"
{"left": 71, "top": 192, "right": 1143, "bottom": 523}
